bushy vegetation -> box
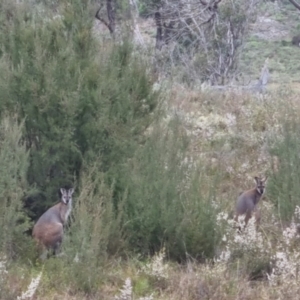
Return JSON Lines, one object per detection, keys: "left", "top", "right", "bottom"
{"left": 268, "top": 97, "right": 300, "bottom": 222}
{"left": 121, "top": 121, "right": 220, "bottom": 260}
{"left": 0, "top": 0, "right": 220, "bottom": 288}
{"left": 0, "top": 117, "right": 32, "bottom": 260}
{"left": 0, "top": 0, "right": 159, "bottom": 219}
{"left": 1, "top": 0, "right": 300, "bottom": 299}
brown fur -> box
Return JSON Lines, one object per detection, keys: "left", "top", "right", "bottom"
{"left": 292, "top": 35, "right": 300, "bottom": 47}
{"left": 234, "top": 177, "right": 267, "bottom": 228}
{"left": 32, "top": 188, "right": 74, "bottom": 258}
{"left": 32, "top": 204, "right": 65, "bottom": 251}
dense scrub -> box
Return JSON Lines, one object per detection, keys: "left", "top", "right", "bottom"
{"left": 1, "top": 0, "right": 300, "bottom": 299}
{"left": 0, "top": 0, "right": 219, "bottom": 274}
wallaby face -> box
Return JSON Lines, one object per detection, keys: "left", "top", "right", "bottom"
{"left": 32, "top": 187, "right": 74, "bottom": 259}
{"left": 60, "top": 188, "right": 73, "bottom": 222}
{"left": 255, "top": 176, "right": 267, "bottom": 196}
{"left": 235, "top": 176, "right": 267, "bottom": 228}
{"left": 61, "top": 188, "right": 73, "bottom": 204}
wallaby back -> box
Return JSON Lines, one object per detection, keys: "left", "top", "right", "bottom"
{"left": 235, "top": 177, "right": 267, "bottom": 227}
{"left": 32, "top": 188, "right": 74, "bottom": 256}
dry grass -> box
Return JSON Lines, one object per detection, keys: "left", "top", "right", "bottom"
{"left": 1, "top": 84, "right": 300, "bottom": 300}
{"left": 3, "top": 1, "right": 300, "bottom": 299}
{"left": 167, "top": 84, "right": 283, "bottom": 207}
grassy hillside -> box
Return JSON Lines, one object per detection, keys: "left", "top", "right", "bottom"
{"left": 240, "top": 1, "right": 300, "bottom": 84}
{"left": 1, "top": 1, "right": 300, "bottom": 300}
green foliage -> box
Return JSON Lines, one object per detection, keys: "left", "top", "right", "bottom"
{"left": 38, "top": 162, "right": 124, "bottom": 293}
{"left": 0, "top": 116, "right": 32, "bottom": 259}
{"left": 0, "top": 0, "right": 221, "bottom": 267}
{"left": 122, "top": 120, "right": 220, "bottom": 261}
{"left": 138, "top": 2, "right": 149, "bottom": 17}
{"left": 268, "top": 110, "right": 300, "bottom": 221}
{"left": 230, "top": 251, "right": 271, "bottom": 281}
{"left": 0, "top": 0, "right": 158, "bottom": 219}
{"left": 66, "top": 161, "right": 123, "bottom": 259}
{"left": 133, "top": 276, "right": 151, "bottom": 296}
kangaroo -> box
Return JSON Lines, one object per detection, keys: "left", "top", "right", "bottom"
{"left": 234, "top": 176, "right": 267, "bottom": 228}
{"left": 32, "top": 188, "right": 74, "bottom": 259}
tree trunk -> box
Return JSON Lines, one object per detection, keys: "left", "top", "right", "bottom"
{"left": 95, "top": 0, "right": 116, "bottom": 36}
{"left": 155, "top": 12, "right": 164, "bottom": 50}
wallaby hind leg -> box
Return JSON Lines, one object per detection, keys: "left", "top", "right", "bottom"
{"left": 36, "top": 243, "right": 49, "bottom": 261}
{"left": 244, "top": 210, "right": 252, "bottom": 228}
{"left": 39, "top": 249, "right": 48, "bottom": 261}
{"left": 233, "top": 214, "right": 240, "bottom": 230}
{"left": 234, "top": 211, "right": 252, "bottom": 232}
{"left": 234, "top": 214, "right": 247, "bottom": 232}
{"left": 39, "top": 247, "right": 61, "bottom": 260}
{"left": 53, "top": 241, "right": 62, "bottom": 256}
{"left": 254, "top": 209, "right": 261, "bottom": 229}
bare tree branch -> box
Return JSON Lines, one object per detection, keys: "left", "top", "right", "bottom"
{"left": 288, "top": 0, "right": 300, "bottom": 10}
{"left": 95, "top": 0, "right": 116, "bottom": 35}
{"left": 151, "top": 0, "right": 258, "bottom": 84}
{"left": 129, "top": 0, "right": 145, "bottom": 47}
{"left": 155, "top": 11, "right": 164, "bottom": 50}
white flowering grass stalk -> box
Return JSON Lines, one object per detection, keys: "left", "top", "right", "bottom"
{"left": 282, "top": 220, "right": 299, "bottom": 246}
{"left": 114, "top": 277, "right": 154, "bottom": 300}
{"left": 216, "top": 211, "right": 268, "bottom": 264}
{"left": 142, "top": 247, "right": 168, "bottom": 279}
{"left": 216, "top": 206, "right": 300, "bottom": 286}
{"left": 114, "top": 278, "right": 132, "bottom": 300}
{"left": 267, "top": 251, "right": 300, "bottom": 286}
{"left": 0, "top": 256, "right": 8, "bottom": 291}
{"left": 267, "top": 207, "right": 300, "bottom": 286}
{"left": 233, "top": 216, "right": 265, "bottom": 253}
{"left": 17, "top": 271, "right": 42, "bottom": 300}
{"left": 138, "top": 295, "right": 154, "bottom": 300}
{"left": 114, "top": 248, "right": 167, "bottom": 300}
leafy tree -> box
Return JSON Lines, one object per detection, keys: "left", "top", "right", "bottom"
{"left": 0, "top": 117, "right": 32, "bottom": 259}
{"left": 0, "top": 0, "right": 158, "bottom": 219}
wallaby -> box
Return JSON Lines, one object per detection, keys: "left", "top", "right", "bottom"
{"left": 32, "top": 188, "right": 74, "bottom": 259}
{"left": 234, "top": 176, "right": 267, "bottom": 228}
{"left": 292, "top": 34, "right": 300, "bottom": 47}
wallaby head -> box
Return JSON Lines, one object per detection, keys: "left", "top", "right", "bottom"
{"left": 60, "top": 187, "right": 74, "bottom": 222}
{"left": 254, "top": 176, "right": 267, "bottom": 196}
{"left": 235, "top": 176, "right": 267, "bottom": 228}
{"left": 32, "top": 187, "right": 74, "bottom": 259}
{"left": 60, "top": 187, "right": 73, "bottom": 205}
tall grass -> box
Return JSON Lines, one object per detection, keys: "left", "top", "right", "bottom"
{"left": 0, "top": 116, "right": 32, "bottom": 259}
{"left": 3, "top": 0, "right": 300, "bottom": 299}
{"left": 121, "top": 119, "right": 221, "bottom": 261}
{"left": 268, "top": 98, "right": 300, "bottom": 222}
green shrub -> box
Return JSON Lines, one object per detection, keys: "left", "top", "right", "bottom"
{"left": 0, "top": 116, "right": 32, "bottom": 259}
{"left": 121, "top": 119, "right": 221, "bottom": 261}
{"left": 0, "top": 0, "right": 158, "bottom": 220}
{"left": 43, "top": 161, "right": 124, "bottom": 292}
{"left": 0, "top": 0, "right": 221, "bottom": 266}
{"left": 268, "top": 114, "right": 300, "bottom": 222}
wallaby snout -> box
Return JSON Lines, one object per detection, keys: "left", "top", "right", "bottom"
{"left": 234, "top": 176, "right": 267, "bottom": 228}
{"left": 32, "top": 187, "right": 74, "bottom": 259}
{"left": 255, "top": 176, "right": 266, "bottom": 195}
{"left": 61, "top": 189, "right": 73, "bottom": 205}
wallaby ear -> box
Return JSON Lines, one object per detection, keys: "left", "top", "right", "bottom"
{"left": 69, "top": 188, "right": 74, "bottom": 195}
{"left": 254, "top": 177, "right": 259, "bottom": 184}
{"left": 262, "top": 176, "right": 268, "bottom": 183}
{"left": 60, "top": 188, "right": 66, "bottom": 195}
